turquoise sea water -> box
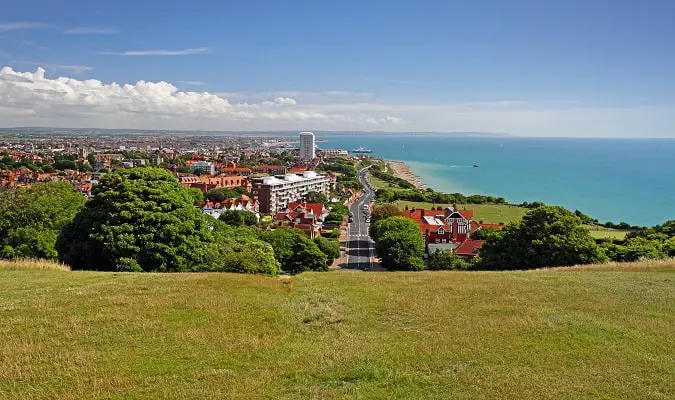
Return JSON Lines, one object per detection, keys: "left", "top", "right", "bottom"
{"left": 314, "top": 134, "right": 675, "bottom": 226}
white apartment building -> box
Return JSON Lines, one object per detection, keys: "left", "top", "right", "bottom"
{"left": 251, "top": 171, "right": 331, "bottom": 214}
{"left": 190, "top": 161, "right": 215, "bottom": 175}
{"left": 299, "top": 131, "right": 316, "bottom": 161}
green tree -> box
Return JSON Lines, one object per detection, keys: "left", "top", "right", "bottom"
{"left": 0, "top": 182, "right": 86, "bottom": 260}
{"left": 204, "top": 237, "right": 280, "bottom": 275}
{"left": 219, "top": 210, "right": 258, "bottom": 227}
{"left": 54, "top": 159, "right": 77, "bottom": 170}
{"left": 480, "top": 206, "right": 607, "bottom": 270}
{"left": 205, "top": 187, "right": 248, "bottom": 202}
{"left": 471, "top": 227, "right": 502, "bottom": 241}
{"left": 371, "top": 217, "right": 425, "bottom": 271}
{"left": 304, "top": 191, "right": 328, "bottom": 205}
{"left": 57, "top": 168, "right": 213, "bottom": 272}
{"left": 187, "top": 187, "right": 204, "bottom": 205}
{"left": 257, "top": 228, "right": 327, "bottom": 273}
{"left": 314, "top": 236, "right": 340, "bottom": 265}
{"left": 371, "top": 204, "right": 402, "bottom": 223}
{"left": 427, "top": 249, "right": 470, "bottom": 270}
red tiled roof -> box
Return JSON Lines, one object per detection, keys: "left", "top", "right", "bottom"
{"left": 455, "top": 240, "right": 485, "bottom": 256}
{"left": 288, "top": 201, "right": 326, "bottom": 216}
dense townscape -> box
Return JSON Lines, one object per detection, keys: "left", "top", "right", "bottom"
{"left": 2, "top": 129, "right": 673, "bottom": 274}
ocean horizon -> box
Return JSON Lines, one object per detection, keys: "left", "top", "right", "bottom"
{"left": 312, "top": 133, "right": 675, "bottom": 227}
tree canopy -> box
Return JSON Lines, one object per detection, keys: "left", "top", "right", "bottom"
{"left": 371, "top": 217, "right": 425, "bottom": 271}
{"left": 57, "top": 168, "right": 213, "bottom": 272}
{"left": 479, "top": 206, "right": 607, "bottom": 270}
{"left": 219, "top": 210, "right": 258, "bottom": 227}
{"left": 257, "top": 228, "right": 328, "bottom": 273}
{"left": 303, "top": 191, "right": 328, "bottom": 205}
{"left": 0, "top": 182, "right": 86, "bottom": 260}
{"left": 205, "top": 187, "right": 249, "bottom": 202}
{"left": 371, "top": 204, "right": 402, "bottom": 224}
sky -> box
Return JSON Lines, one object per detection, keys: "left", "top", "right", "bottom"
{"left": 1, "top": 0, "right": 674, "bottom": 137}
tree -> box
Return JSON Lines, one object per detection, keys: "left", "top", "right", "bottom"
{"left": 57, "top": 168, "right": 213, "bottom": 272}
{"left": 304, "top": 191, "right": 328, "bottom": 205}
{"left": 204, "top": 237, "right": 280, "bottom": 275}
{"left": 471, "top": 227, "right": 502, "bottom": 241}
{"left": 427, "top": 249, "right": 470, "bottom": 270}
{"left": 54, "top": 159, "right": 77, "bottom": 170}
{"left": 371, "top": 217, "right": 425, "bottom": 271}
{"left": 205, "top": 187, "right": 247, "bottom": 202}
{"left": 371, "top": 204, "right": 402, "bottom": 223}
{"left": 219, "top": 210, "right": 258, "bottom": 227}
{"left": 314, "top": 236, "right": 340, "bottom": 265}
{"left": 187, "top": 187, "right": 204, "bottom": 205}
{"left": 257, "top": 228, "right": 327, "bottom": 273}
{"left": 0, "top": 182, "right": 86, "bottom": 260}
{"left": 480, "top": 206, "right": 607, "bottom": 270}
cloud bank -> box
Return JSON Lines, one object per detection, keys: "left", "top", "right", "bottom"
{"left": 0, "top": 67, "right": 673, "bottom": 136}
{"left": 0, "top": 67, "right": 402, "bottom": 130}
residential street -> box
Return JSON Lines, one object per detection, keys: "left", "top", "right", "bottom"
{"left": 344, "top": 166, "right": 377, "bottom": 270}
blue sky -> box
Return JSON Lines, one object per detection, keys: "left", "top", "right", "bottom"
{"left": 1, "top": 0, "right": 674, "bottom": 136}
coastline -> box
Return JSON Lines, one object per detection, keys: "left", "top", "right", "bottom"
{"left": 386, "top": 160, "right": 427, "bottom": 189}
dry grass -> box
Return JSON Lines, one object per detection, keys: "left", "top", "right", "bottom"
{"left": 1, "top": 265, "right": 673, "bottom": 399}
{"left": 0, "top": 258, "right": 70, "bottom": 271}
{"left": 545, "top": 257, "right": 675, "bottom": 272}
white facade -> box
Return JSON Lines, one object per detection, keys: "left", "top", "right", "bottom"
{"left": 299, "top": 131, "right": 315, "bottom": 161}
{"left": 190, "top": 161, "right": 215, "bottom": 175}
{"left": 251, "top": 171, "right": 331, "bottom": 214}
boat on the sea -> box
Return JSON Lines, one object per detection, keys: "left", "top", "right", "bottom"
{"left": 349, "top": 146, "right": 373, "bottom": 153}
{"left": 473, "top": 164, "right": 479, "bottom": 168}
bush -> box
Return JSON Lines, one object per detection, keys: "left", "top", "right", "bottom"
{"left": 204, "top": 238, "right": 280, "bottom": 275}
{"left": 427, "top": 249, "right": 471, "bottom": 270}
{"left": 314, "top": 236, "right": 340, "bottom": 264}
{"left": 257, "top": 228, "right": 328, "bottom": 273}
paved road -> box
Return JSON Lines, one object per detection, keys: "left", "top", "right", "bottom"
{"left": 345, "top": 166, "right": 377, "bottom": 270}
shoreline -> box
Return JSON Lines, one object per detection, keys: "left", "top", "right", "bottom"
{"left": 386, "top": 160, "right": 427, "bottom": 189}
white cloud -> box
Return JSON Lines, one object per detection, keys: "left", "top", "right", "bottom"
{"left": 262, "top": 97, "right": 297, "bottom": 106}
{"left": 0, "top": 67, "right": 402, "bottom": 130}
{"left": 1, "top": 67, "right": 673, "bottom": 136}
{"left": 99, "top": 47, "right": 212, "bottom": 56}
{"left": 64, "top": 27, "right": 118, "bottom": 35}
{"left": 177, "top": 80, "right": 205, "bottom": 86}
{"left": 0, "top": 22, "right": 47, "bottom": 33}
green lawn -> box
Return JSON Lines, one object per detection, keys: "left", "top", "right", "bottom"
{"left": 1, "top": 265, "right": 673, "bottom": 399}
{"left": 584, "top": 225, "right": 630, "bottom": 240}
{"left": 393, "top": 200, "right": 527, "bottom": 224}
{"left": 369, "top": 174, "right": 394, "bottom": 190}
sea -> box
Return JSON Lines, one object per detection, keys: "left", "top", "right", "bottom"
{"left": 307, "top": 133, "right": 675, "bottom": 227}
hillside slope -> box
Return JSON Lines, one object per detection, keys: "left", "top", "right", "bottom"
{"left": 1, "top": 262, "right": 674, "bottom": 399}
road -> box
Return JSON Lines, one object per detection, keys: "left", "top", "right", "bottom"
{"left": 345, "top": 166, "right": 377, "bottom": 270}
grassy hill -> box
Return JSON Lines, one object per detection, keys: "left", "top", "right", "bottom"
{"left": 1, "top": 259, "right": 674, "bottom": 399}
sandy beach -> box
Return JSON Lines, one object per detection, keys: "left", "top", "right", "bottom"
{"left": 387, "top": 160, "right": 427, "bottom": 189}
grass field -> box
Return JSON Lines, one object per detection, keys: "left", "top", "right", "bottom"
{"left": 1, "top": 261, "right": 673, "bottom": 399}
{"left": 584, "top": 225, "right": 631, "bottom": 240}
{"left": 393, "top": 200, "right": 527, "bottom": 224}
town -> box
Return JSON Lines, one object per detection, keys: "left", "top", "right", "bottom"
{"left": 0, "top": 129, "right": 498, "bottom": 268}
